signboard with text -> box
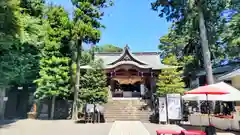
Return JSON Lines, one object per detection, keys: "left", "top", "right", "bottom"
{"left": 167, "top": 94, "right": 182, "bottom": 120}
{"left": 159, "top": 97, "right": 167, "bottom": 122}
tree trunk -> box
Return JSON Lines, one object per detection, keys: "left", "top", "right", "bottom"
{"left": 69, "top": 49, "right": 76, "bottom": 93}
{"left": 72, "top": 39, "right": 82, "bottom": 120}
{"left": 0, "top": 88, "right": 6, "bottom": 120}
{"left": 197, "top": 1, "right": 214, "bottom": 84}
{"left": 50, "top": 96, "right": 56, "bottom": 120}
{"left": 91, "top": 45, "right": 95, "bottom": 61}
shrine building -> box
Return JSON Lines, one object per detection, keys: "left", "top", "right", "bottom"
{"left": 94, "top": 45, "right": 172, "bottom": 98}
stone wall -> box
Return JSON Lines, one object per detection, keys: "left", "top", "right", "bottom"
{"left": 54, "top": 100, "right": 73, "bottom": 119}
{"left": 38, "top": 99, "right": 73, "bottom": 120}
{"left": 4, "top": 87, "right": 31, "bottom": 119}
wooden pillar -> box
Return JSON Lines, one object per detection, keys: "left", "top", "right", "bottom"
{"left": 139, "top": 71, "right": 143, "bottom": 97}
{"left": 108, "top": 79, "right": 114, "bottom": 99}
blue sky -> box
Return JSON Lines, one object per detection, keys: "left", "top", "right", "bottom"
{"left": 46, "top": 0, "right": 170, "bottom": 52}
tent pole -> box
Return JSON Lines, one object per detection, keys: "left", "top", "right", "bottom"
{"left": 206, "top": 94, "right": 211, "bottom": 125}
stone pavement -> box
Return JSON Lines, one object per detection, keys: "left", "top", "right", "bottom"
{"left": 0, "top": 119, "right": 112, "bottom": 135}
{"left": 0, "top": 119, "right": 237, "bottom": 135}
{"left": 108, "top": 121, "right": 150, "bottom": 135}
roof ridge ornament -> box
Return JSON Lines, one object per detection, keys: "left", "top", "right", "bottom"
{"left": 107, "top": 44, "right": 148, "bottom": 66}
{"left": 124, "top": 44, "right": 129, "bottom": 50}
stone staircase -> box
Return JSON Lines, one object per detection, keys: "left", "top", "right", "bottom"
{"left": 103, "top": 99, "right": 151, "bottom": 122}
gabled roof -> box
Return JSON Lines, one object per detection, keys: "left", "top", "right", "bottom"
{"left": 94, "top": 45, "right": 173, "bottom": 70}
{"left": 218, "top": 67, "right": 240, "bottom": 80}
{"left": 108, "top": 45, "right": 148, "bottom": 65}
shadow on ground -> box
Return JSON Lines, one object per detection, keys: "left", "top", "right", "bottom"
{"left": 0, "top": 120, "right": 18, "bottom": 129}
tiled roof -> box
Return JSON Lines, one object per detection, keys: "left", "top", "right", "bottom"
{"left": 218, "top": 67, "right": 240, "bottom": 80}
{"left": 94, "top": 49, "right": 172, "bottom": 70}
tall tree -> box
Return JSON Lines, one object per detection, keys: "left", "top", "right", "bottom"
{"left": 20, "top": 0, "right": 45, "bottom": 17}
{"left": 0, "top": 0, "right": 20, "bottom": 48}
{"left": 0, "top": 0, "right": 45, "bottom": 119}
{"left": 151, "top": 0, "right": 238, "bottom": 84}
{"left": 94, "top": 44, "right": 123, "bottom": 52}
{"left": 222, "top": 13, "right": 240, "bottom": 58}
{"left": 79, "top": 60, "right": 108, "bottom": 104}
{"left": 34, "top": 5, "right": 71, "bottom": 119}
{"left": 156, "top": 54, "right": 185, "bottom": 96}
{"left": 70, "top": 0, "right": 112, "bottom": 120}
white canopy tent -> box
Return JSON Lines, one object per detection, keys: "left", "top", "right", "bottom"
{"left": 182, "top": 82, "right": 240, "bottom": 101}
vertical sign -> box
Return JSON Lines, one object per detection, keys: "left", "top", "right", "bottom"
{"left": 167, "top": 94, "right": 182, "bottom": 120}
{"left": 159, "top": 97, "right": 167, "bottom": 122}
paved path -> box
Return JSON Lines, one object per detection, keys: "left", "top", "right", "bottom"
{"left": 0, "top": 119, "right": 112, "bottom": 135}
{"left": 0, "top": 119, "right": 237, "bottom": 135}
{"left": 144, "top": 123, "right": 184, "bottom": 135}
{"left": 108, "top": 121, "right": 150, "bottom": 135}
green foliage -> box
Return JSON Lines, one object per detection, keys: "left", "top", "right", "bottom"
{"left": 45, "top": 5, "right": 71, "bottom": 44}
{"left": 152, "top": 0, "right": 240, "bottom": 65}
{"left": 72, "top": 0, "right": 113, "bottom": 42}
{"left": 159, "top": 31, "right": 201, "bottom": 72}
{"left": 34, "top": 5, "right": 71, "bottom": 100}
{"left": 79, "top": 60, "right": 108, "bottom": 104}
{"left": 94, "top": 44, "right": 123, "bottom": 52}
{"left": 0, "top": 43, "right": 40, "bottom": 86}
{"left": 222, "top": 13, "right": 240, "bottom": 58}
{"left": 156, "top": 54, "right": 185, "bottom": 96}
{"left": 0, "top": 0, "right": 20, "bottom": 49}
{"left": 70, "top": 0, "right": 112, "bottom": 118}
{"left": 0, "top": 0, "right": 43, "bottom": 88}
{"left": 34, "top": 55, "right": 70, "bottom": 99}
{"left": 0, "top": 0, "right": 20, "bottom": 37}
{"left": 20, "top": 0, "right": 45, "bottom": 17}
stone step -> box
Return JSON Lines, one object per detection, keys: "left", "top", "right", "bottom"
{"left": 105, "top": 116, "right": 149, "bottom": 118}
{"left": 105, "top": 105, "right": 147, "bottom": 107}
{"left": 105, "top": 119, "right": 150, "bottom": 123}
{"left": 105, "top": 102, "right": 147, "bottom": 105}
{"left": 104, "top": 114, "right": 149, "bottom": 116}
{"left": 104, "top": 112, "right": 150, "bottom": 115}
{"left": 104, "top": 104, "right": 146, "bottom": 106}
{"left": 105, "top": 103, "right": 147, "bottom": 105}
{"left": 103, "top": 99, "right": 151, "bottom": 122}
{"left": 105, "top": 119, "right": 149, "bottom": 121}
{"left": 104, "top": 114, "right": 150, "bottom": 118}
{"left": 104, "top": 108, "right": 150, "bottom": 112}
{"left": 104, "top": 103, "right": 146, "bottom": 106}
{"left": 105, "top": 110, "right": 150, "bottom": 113}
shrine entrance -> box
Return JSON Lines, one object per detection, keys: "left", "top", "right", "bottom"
{"left": 103, "top": 45, "right": 158, "bottom": 99}
{"left": 108, "top": 68, "right": 151, "bottom": 98}
{"left": 111, "top": 77, "right": 142, "bottom": 98}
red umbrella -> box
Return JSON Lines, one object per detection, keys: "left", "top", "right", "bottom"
{"left": 184, "top": 85, "right": 229, "bottom": 125}
{"left": 184, "top": 85, "right": 229, "bottom": 95}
